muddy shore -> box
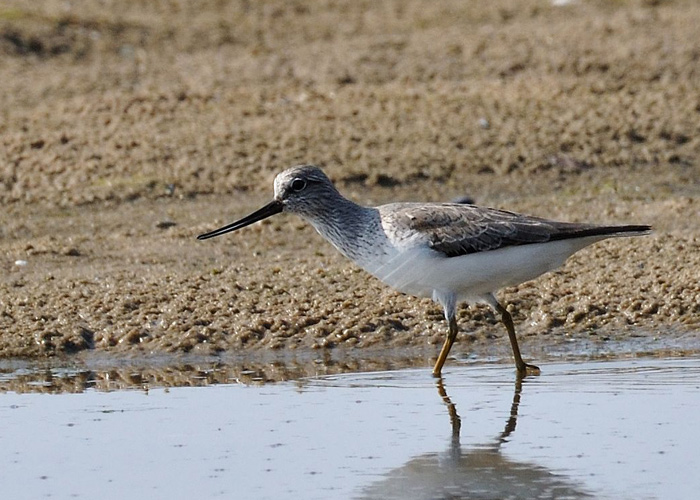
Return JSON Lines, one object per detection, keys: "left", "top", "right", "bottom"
{"left": 1, "top": 0, "right": 698, "bottom": 371}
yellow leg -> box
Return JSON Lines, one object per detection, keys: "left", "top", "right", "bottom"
{"left": 494, "top": 301, "right": 540, "bottom": 375}
{"left": 433, "top": 315, "right": 458, "bottom": 377}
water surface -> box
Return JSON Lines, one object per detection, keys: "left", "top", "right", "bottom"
{"left": 0, "top": 357, "right": 698, "bottom": 499}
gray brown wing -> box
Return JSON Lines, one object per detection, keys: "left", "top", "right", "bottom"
{"left": 380, "top": 203, "right": 648, "bottom": 257}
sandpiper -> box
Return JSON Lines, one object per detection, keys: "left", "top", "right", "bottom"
{"left": 198, "top": 165, "right": 650, "bottom": 377}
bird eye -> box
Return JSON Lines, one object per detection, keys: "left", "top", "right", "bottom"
{"left": 290, "top": 178, "right": 307, "bottom": 192}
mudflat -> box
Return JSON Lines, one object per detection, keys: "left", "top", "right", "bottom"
{"left": 1, "top": 0, "right": 698, "bottom": 365}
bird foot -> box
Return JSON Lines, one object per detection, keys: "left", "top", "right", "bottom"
{"left": 517, "top": 363, "right": 541, "bottom": 377}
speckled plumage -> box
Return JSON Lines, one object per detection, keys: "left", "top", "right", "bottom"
{"left": 199, "top": 164, "right": 651, "bottom": 376}
{"left": 379, "top": 202, "right": 646, "bottom": 256}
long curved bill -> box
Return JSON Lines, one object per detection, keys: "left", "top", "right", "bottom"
{"left": 197, "top": 200, "right": 283, "bottom": 240}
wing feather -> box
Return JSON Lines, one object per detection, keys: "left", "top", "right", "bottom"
{"left": 379, "top": 203, "right": 645, "bottom": 258}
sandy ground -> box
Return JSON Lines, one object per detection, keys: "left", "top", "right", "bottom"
{"left": 1, "top": 0, "right": 699, "bottom": 377}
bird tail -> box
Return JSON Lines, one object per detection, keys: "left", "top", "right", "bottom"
{"left": 551, "top": 224, "right": 652, "bottom": 241}
{"left": 595, "top": 224, "right": 652, "bottom": 237}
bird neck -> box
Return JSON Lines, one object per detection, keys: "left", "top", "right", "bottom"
{"left": 305, "top": 197, "right": 382, "bottom": 263}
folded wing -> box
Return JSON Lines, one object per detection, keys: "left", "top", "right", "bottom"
{"left": 380, "top": 203, "right": 650, "bottom": 258}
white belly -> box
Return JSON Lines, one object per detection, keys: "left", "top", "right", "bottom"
{"left": 361, "top": 237, "right": 604, "bottom": 302}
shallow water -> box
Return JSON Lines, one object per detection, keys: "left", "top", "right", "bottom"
{"left": 0, "top": 357, "right": 698, "bottom": 500}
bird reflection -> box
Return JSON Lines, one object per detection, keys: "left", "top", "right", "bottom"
{"left": 436, "top": 374, "right": 521, "bottom": 450}
{"left": 359, "top": 373, "right": 592, "bottom": 500}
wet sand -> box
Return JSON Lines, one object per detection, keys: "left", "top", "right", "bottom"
{"left": 1, "top": 0, "right": 699, "bottom": 364}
